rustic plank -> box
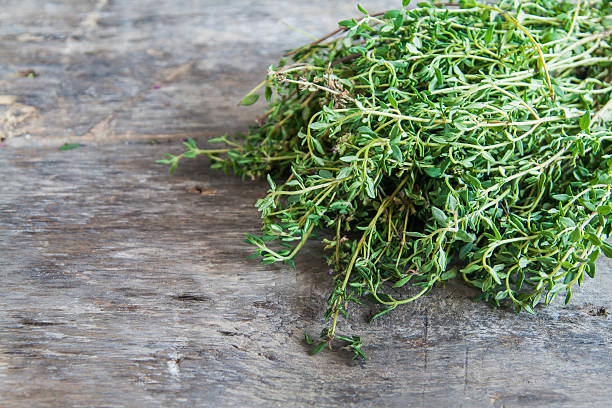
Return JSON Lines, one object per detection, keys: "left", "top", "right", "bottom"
{"left": 1, "top": 143, "right": 611, "bottom": 407}
{"left": 0, "top": 0, "right": 611, "bottom": 407}
{"left": 0, "top": 0, "right": 397, "bottom": 147}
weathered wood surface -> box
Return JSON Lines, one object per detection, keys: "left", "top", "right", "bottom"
{"left": 0, "top": 1, "right": 611, "bottom": 407}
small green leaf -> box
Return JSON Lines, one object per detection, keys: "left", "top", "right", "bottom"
{"left": 601, "top": 242, "right": 612, "bottom": 258}
{"left": 338, "top": 19, "right": 357, "bottom": 28}
{"left": 464, "top": 174, "right": 482, "bottom": 189}
{"left": 388, "top": 90, "right": 398, "bottom": 109}
{"left": 495, "top": 290, "right": 508, "bottom": 301}
{"left": 586, "top": 233, "right": 601, "bottom": 246}
{"left": 431, "top": 206, "right": 447, "bottom": 225}
{"left": 370, "top": 305, "right": 396, "bottom": 322}
{"left": 318, "top": 169, "right": 333, "bottom": 179}
{"left": 340, "top": 155, "right": 358, "bottom": 162}
{"left": 336, "top": 166, "right": 353, "bottom": 179}
{"left": 559, "top": 217, "right": 575, "bottom": 228}
{"left": 58, "top": 143, "right": 83, "bottom": 151}
{"left": 424, "top": 167, "right": 442, "bottom": 178}
{"left": 579, "top": 110, "right": 591, "bottom": 132}
{"left": 461, "top": 264, "right": 481, "bottom": 275}
{"left": 406, "top": 43, "right": 419, "bottom": 54}
{"left": 390, "top": 144, "right": 402, "bottom": 163}
{"left": 266, "top": 174, "right": 276, "bottom": 190}
{"left": 309, "top": 122, "right": 328, "bottom": 130}
{"left": 552, "top": 194, "right": 572, "bottom": 202}
{"left": 484, "top": 26, "right": 493, "bottom": 45}
{"left": 393, "top": 275, "right": 412, "bottom": 288}
{"left": 239, "top": 94, "right": 259, "bottom": 106}
{"left": 434, "top": 67, "right": 444, "bottom": 87}
{"left": 456, "top": 230, "right": 475, "bottom": 243}
{"left": 447, "top": 194, "right": 458, "bottom": 211}
{"left": 441, "top": 267, "right": 457, "bottom": 281}
{"left": 365, "top": 177, "right": 376, "bottom": 198}
{"left": 310, "top": 341, "right": 327, "bottom": 355}
{"left": 383, "top": 10, "right": 401, "bottom": 19}
{"left": 523, "top": 304, "right": 535, "bottom": 314}
{"left": 570, "top": 228, "right": 582, "bottom": 242}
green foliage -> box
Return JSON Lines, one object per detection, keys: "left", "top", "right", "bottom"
{"left": 58, "top": 143, "right": 83, "bottom": 151}
{"left": 161, "top": 0, "right": 612, "bottom": 359}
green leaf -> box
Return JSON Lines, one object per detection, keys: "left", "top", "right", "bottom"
{"left": 579, "top": 110, "right": 591, "bottom": 132}
{"left": 601, "top": 242, "right": 612, "bottom": 258}
{"left": 370, "top": 305, "right": 396, "bottom": 322}
{"left": 456, "top": 230, "right": 475, "bottom": 243}
{"left": 338, "top": 19, "right": 357, "bottom": 28}
{"left": 336, "top": 166, "right": 353, "bottom": 179}
{"left": 495, "top": 290, "right": 508, "bottom": 301}
{"left": 552, "top": 194, "right": 572, "bottom": 202}
{"left": 464, "top": 174, "right": 482, "bottom": 189}
{"left": 447, "top": 194, "right": 458, "bottom": 211}
{"left": 394, "top": 14, "right": 404, "bottom": 30}
{"left": 484, "top": 26, "right": 493, "bottom": 45}
{"left": 570, "top": 228, "right": 582, "bottom": 242}
{"left": 340, "top": 155, "right": 359, "bottom": 162}
{"left": 266, "top": 174, "right": 276, "bottom": 190}
{"left": 390, "top": 144, "right": 402, "bottom": 163}
{"left": 240, "top": 94, "right": 259, "bottom": 106}
{"left": 559, "top": 217, "right": 575, "bottom": 228}
{"left": 438, "top": 249, "right": 447, "bottom": 269}
{"left": 388, "top": 90, "right": 398, "bottom": 109}
{"left": 487, "top": 267, "right": 502, "bottom": 285}
{"left": 365, "top": 177, "right": 376, "bottom": 198}
{"left": 461, "top": 264, "right": 481, "bottom": 275}
{"left": 309, "top": 122, "right": 328, "bottom": 130}
{"left": 357, "top": 3, "right": 368, "bottom": 15}
{"left": 434, "top": 67, "right": 443, "bottom": 87}
{"left": 183, "top": 137, "right": 197, "bottom": 149}
{"left": 406, "top": 43, "right": 419, "bottom": 54}
{"left": 523, "top": 304, "right": 535, "bottom": 314}
{"left": 383, "top": 10, "right": 401, "bottom": 19}
{"left": 311, "top": 136, "right": 325, "bottom": 155}
{"left": 431, "top": 206, "right": 447, "bottom": 225}
{"left": 58, "top": 143, "right": 83, "bottom": 151}
{"left": 586, "top": 233, "right": 601, "bottom": 246}
{"left": 564, "top": 290, "right": 572, "bottom": 305}
{"left": 318, "top": 169, "right": 333, "bottom": 179}
{"left": 586, "top": 261, "right": 596, "bottom": 278}
{"left": 393, "top": 275, "right": 412, "bottom": 287}
{"left": 441, "top": 267, "right": 457, "bottom": 280}
{"left": 310, "top": 341, "right": 327, "bottom": 355}
{"left": 424, "top": 167, "right": 442, "bottom": 178}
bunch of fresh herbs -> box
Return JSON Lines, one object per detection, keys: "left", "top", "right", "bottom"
{"left": 160, "top": 0, "right": 612, "bottom": 359}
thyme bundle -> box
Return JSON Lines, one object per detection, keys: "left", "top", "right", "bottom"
{"left": 160, "top": 0, "right": 612, "bottom": 358}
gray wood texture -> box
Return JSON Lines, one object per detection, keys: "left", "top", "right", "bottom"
{"left": 1, "top": 1, "right": 610, "bottom": 407}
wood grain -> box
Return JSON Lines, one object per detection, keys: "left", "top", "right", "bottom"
{"left": 0, "top": 1, "right": 610, "bottom": 407}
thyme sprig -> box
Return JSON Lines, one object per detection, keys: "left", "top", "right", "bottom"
{"left": 160, "top": 0, "right": 612, "bottom": 359}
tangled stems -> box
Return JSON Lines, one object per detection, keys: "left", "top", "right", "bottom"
{"left": 162, "top": 0, "right": 612, "bottom": 358}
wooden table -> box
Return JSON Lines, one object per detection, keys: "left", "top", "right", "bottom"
{"left": 1, "top": 1, "right": 610, "bottom": 406}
